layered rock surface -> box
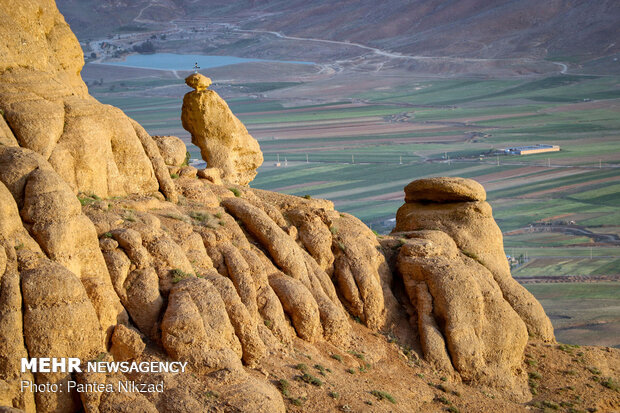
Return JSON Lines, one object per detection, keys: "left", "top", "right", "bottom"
{"left": 0, "top": 2, "right": 568, "bottom": 412}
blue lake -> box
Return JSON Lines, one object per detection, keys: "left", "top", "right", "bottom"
{"left": 104, "top": 53, "right": 315, "bottom": 71}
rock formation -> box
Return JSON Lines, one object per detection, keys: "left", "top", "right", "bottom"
{"left": 2, "top": 2, "right": 616, "bottom": 413}
{"left": 0, "top": 0, "right": 176, "bottom": 201}
{"left": 393, "top": 177, "right": 555, "bottom": 342}
{"left": 181, "top": 73, "right": 263, "bottom": 185}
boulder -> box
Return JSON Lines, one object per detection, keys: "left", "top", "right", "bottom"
{"left": 197, "top": 167, "right": 222, "bottom": 184}
{"left": 109, "top": 324, "right": 145, "bottom": 361}
{"left": 185, "top": 73, "right": 212, "bottom": 91}
{"left": 404, "top": 177, "right": 486, "bottom": 203}
{"left": 153, "top": 135, "right": 187, "bottom": 166}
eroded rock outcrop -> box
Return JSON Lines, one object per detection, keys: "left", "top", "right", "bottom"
{"left": 394, "top": 177, "right": 555, "bottom": 343}
{"left": 0, "top": 0, "right": 176, "bottom": 201}
{"left": 181, "top": 73, "right": 263, "bottom": 185}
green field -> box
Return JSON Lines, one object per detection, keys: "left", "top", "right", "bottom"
{"left": 525, "top": 283, "right": 620, "bottom": 347}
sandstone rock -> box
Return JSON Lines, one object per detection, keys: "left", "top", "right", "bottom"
{"left": 178, "top": 165, "right": 197, "bottom": 178}
{"left": 161, "top": 278, "right": 242, "bottom": 371}
{"left": 269, "top": 273, "right": 322, "bottom": 342}
{"left": 181, "top": 76, "right": 263, "bottom": 185}
{"left": 123, "top": 268, "right": 163, "bottom": 338}
{"left": 404, "top": 176, "right": 486, "bottom": 203}
{"left": 0, "top": 115, "right": 18, "bottom": 147}
{"left": 109, "top": 324, "right": 145, "bottom": 361}
{"left": 0, "top": 1, "right": 174, "bottom": 201}
{"left": 185, "top": 73, "right": 212, "bottom": 91}
{"left": 152, "top": 135, "right": 187, "bottom": 166}
{"left": 286, "top": 209, "right": 334, "bottom": 273}
{"left": 398, "top": 232, "right": 528, "bottom": 397}
{"left": 20, "top": 167, "right": 128, "bottom": 339}
{"left": 174, "top": 178, "right": 219, "bottom": 207}
{"left": 204, "top": 273, "right": 266, "bottom": 366}
{"left": 21, "top": 260, "right": 104, "bottom": 413}
{"left": 197, "top": 167, "right": 222, "bottom": 184}
{"left": 130, "top": 119, "right": 178, "bottom": 203}
{"left": 0, "top": 246, "right": 36, "bottom": 413}
{"left": 394, "top": 178, "right": 555, "bottom": 342}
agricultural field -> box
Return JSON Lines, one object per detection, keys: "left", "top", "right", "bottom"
{"left": 524, "top": 283, "right": 620, "bottom": 347}
{"left": 87, "top": 61, "right": 620, "bottom": 347}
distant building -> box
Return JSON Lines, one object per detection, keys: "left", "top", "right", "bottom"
{"left": 503, "top": 144, "right": 560, "bottom": 155}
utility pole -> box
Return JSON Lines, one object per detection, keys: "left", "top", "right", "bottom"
{"left": 399, "top": 156, "right": 403, "bottom": 165}
{"left": 306, "top": 153, "right": 309, "bottom": 163}
{"left": 352, "top": 154, "right": 355, "bottom": 164}
{"left": 496, "top": 156, "right": 499, "bottom": 166}
{"left": 276, "top": 154, "right": 280, "bottom": 163}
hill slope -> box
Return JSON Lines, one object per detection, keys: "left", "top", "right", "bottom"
{"left": 56, "top": 0, "right": 620, "bottom": 63}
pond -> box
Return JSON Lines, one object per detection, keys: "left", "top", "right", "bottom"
{"left": 102, "top": 53, "right": 315, "bottom": 70}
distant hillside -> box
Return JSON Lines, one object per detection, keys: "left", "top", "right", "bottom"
{"left": 58, "top": 0, "right": 620, "bottom": 62}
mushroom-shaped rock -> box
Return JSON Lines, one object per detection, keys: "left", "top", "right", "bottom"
{"left": 404, "top": 177, "right": 486, "bottom": 203}
{"left": 394, "top": 178, "right": 555, "bottom": 342}
{"left": 181, "top": 75, "right": 263, "bottom": 185}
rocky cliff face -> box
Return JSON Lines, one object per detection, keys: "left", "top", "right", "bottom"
{"left": 1, "top": 2, "right": 618, "bottom": 413}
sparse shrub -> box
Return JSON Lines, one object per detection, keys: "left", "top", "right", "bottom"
{"left": 103, "top": 232, "right": 113, "bottom": 238}
{"left": 370, "top": 390, "right": 396, "bottom": 404}
{"left": 297, "top": 373, "right": 322, "bottom": 387}
{"left": 435, "top": 395, "right": 450, "bottom": 405}
{"left": 264, "top": 320, "right": 272, "bottom": 328}
{"left": 529, "top": 371, "right": 542, "bottom": 380}
{"left": 542, "top": 400, "right": 560, "bottom": 410}
{"left": 447, "top": 406, "right": 460, "bottom": 413}
{"left": 294, "top": 363, "right": 308, "bottom": 372}
{"left": 330, "top": 226, "right": 338, "bottom": 234}
{"left": 228, "top": 187, "right": 241, "bottom": 197}
{"left": 337, "top": 241, "right": 346, "bottom": 251}
{"left": 329, "top": 391, "right": 339, "bottom": 399}
{"left": 331, "top": 354, "right": 342, "bottom": 362}
{"left": 587, "top": 367, "right": 601, "bottom": 375}
{"left": 346, "top": 368, "right": 355, "bottom": 374}
{"left": 170, "top": 173, "right": 179, "bottom": 179}
{"left": 601, "top": 377, "right": 618, "bottom": 391}
{"left": 189, "top": 211, "right": 210, "bottom": 222}
{"left": 171, "top": 268, "right": 193, "bottom": 283}
{"left": 303, "top": 194, "right": 312, "bottom": 199}
{"left": 205, "top": 390, "right": 219, "bottom": 399}
{"left": 182, "top": 151, "right": 190, "bottom": 166}
{"left": 289, "top": 398, "right": 302, "bottom": 406}
{"left": 214, "top": 212, "right": 222, "bottom": 219}
{"left": 277, "top": 379, "right": 290, "bottom": 397}
{"left": 525, "top": 358, "right": 538, "bottom": 367}
{"left": 14, "top": 242, "right": 24, "bottom": 251}
{"left": 348, "top": 350, "right": 365, "bottom": 360}
{"left": 314, "top": 364, "right": 327, "bottom": 376}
